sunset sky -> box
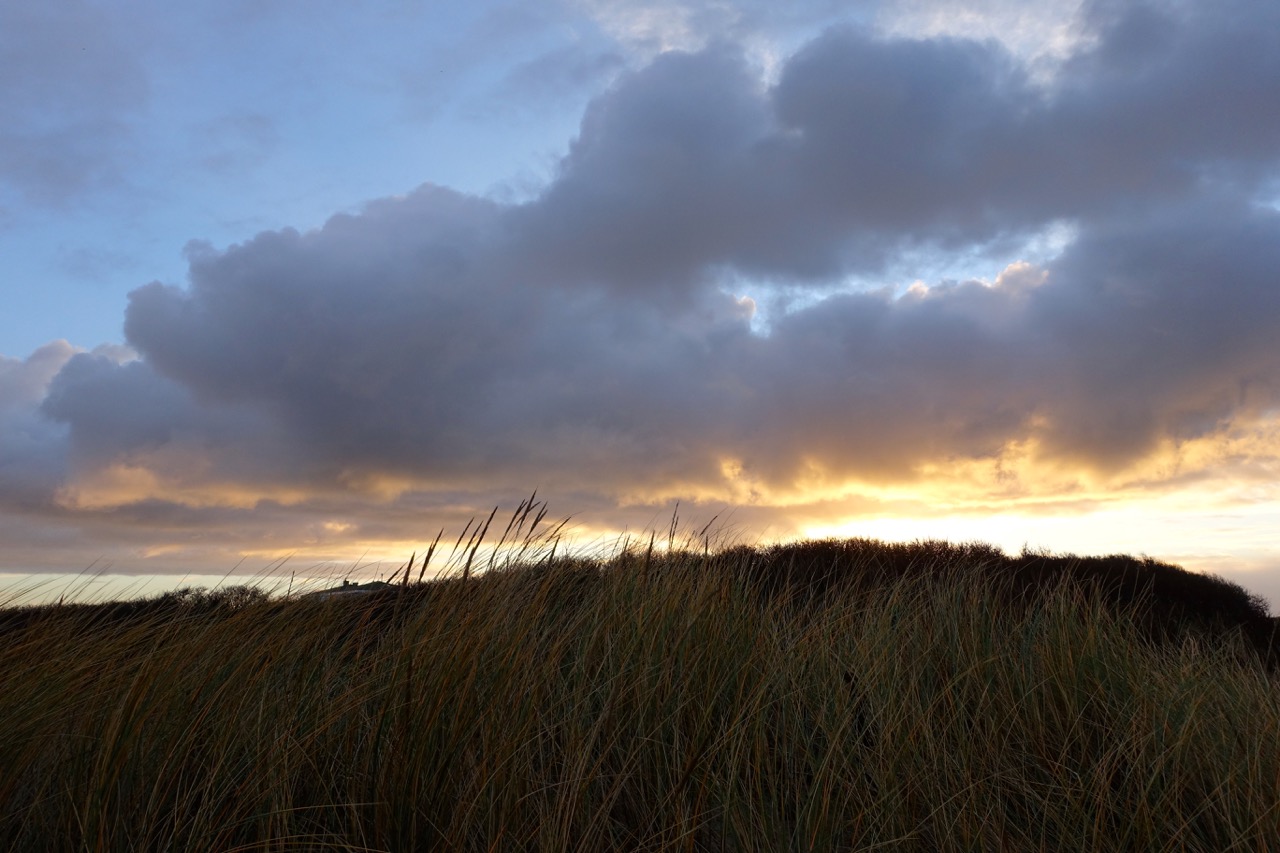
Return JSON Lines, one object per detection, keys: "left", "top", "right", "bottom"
{"left": 4, "top": 0, "right": 1280, "bottom": 606}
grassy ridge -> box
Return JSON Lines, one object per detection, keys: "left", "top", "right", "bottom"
{"left": 2, "top": 539, "right": 1279, "bottom": 851}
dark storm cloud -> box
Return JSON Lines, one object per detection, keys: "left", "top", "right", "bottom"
{"left": 26, "top": 0, "right": 1280, "bottom": 514}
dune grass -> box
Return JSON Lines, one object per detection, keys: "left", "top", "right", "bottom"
{"left": 2, "top": 536, "right": 1279, "bottom": 851}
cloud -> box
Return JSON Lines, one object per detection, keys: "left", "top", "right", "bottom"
{"left": 0, "top": 0, "right": 148, "bottom": 206}
{"left": 516, "top": 5, "right": 1280, "bottom": 289}
{"left": 876, "top": 0, "right": 1089, "bottom": 72}
{"left": 191, "top": 112, "right": 279, "bottom": 176}
{"left": 0, "top": 341, "right": 77, "bottom": 411}
{"left": 394, "top": 3, "right": 577, "bottom": 122}
{"left": 0, "top": 342, "right": 77, "bottom": 509}
{"left": 1030, "top": 201, "right": 1280, "bottom": 467}
{"left": 739, "top": 200, "right": 1280, "bottom": 482}
{"left": 56, "top": 247, "right": 142, "bottom": 282}
{"left": 572, "top": 0, "right": 869, "bottom": 56}
{"left": 475, "top": 46, "right": 627, "bottom": 119}
{"left": 8, "top": 0, "right": 1280, "bottom": 574}
{"left": 109, "top": 184, "right": 746, "bottom": 500}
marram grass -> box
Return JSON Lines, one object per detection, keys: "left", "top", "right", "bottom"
{"left": 2, "top": 541, "right": 1279, "bottom": 851}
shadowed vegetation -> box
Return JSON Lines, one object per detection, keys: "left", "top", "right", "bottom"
{"left": 2, "top": 534, "right": 1279, "bottom": 851}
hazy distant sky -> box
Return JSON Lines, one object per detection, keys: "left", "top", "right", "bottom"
{"left": 4, "top": 0, "right": 1280, "bottom": 605}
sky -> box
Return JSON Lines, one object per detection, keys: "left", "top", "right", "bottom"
{"left": 4, "top": 0, "right": 1280, "bottom": 606}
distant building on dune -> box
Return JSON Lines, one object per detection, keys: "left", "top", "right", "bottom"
{"left": 303, "top": 580, "right": 395, "bottom": 601}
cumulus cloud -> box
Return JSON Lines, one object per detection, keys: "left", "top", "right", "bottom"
{"left": 573, "top": 0, "right": 869, "bottom": 57}
{"left": 516, "top": 4, "right": 1279, "bottom": 287}
{"left": 0, "top": 342, "right": 76, "bottom": 510}
{"left": 7, "top": 0, "right": 1280, "bottom": 573}
{"left": 735, "top": 200, "right": 1280, "bottom": 483}
{"left": 876, "top": 0, "right": 1089, "bottom": 72}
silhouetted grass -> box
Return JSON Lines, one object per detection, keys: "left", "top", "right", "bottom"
{"left": 2, "top": 535, "right": 1279, "bottom": 851}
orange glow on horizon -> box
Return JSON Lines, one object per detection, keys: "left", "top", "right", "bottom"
{"left": 28, "top": 412, "right": 1280, "bottom": 611}
{"left": 54, "top": 462, "right": 316, "bottom": 510}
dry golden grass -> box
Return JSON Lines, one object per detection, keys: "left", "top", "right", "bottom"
{"left": 2, "top": 535, "right": 1279, "bottom": 851}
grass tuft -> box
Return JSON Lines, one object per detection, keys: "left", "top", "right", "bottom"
{"left": 2, "top": 532, "right": 1278, "bottom": 851}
